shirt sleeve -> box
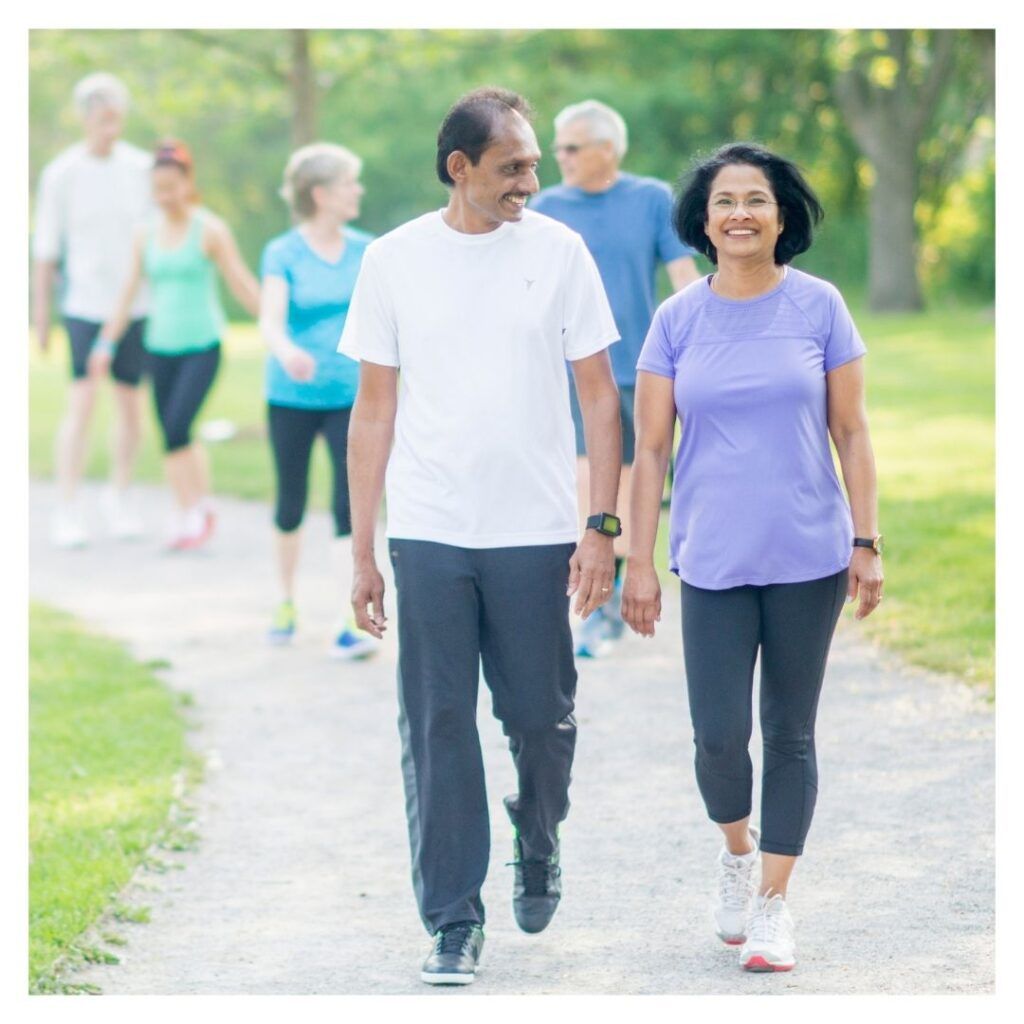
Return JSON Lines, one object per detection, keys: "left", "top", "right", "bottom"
{"left": 260, "top": 238, "right": 290, "bottom": 282}
{"left": 653, "top": 182, "right": 694, "bottom": 263}
{"left": 561, "top": 235, "right": 620, "bottom": 361}
{"left": 822, "top": 285, "right": 867, "bottom": 371}
{"left": 635, "top": 303, "right": 676, "bottom": 379}
{"left": 337, "top": 244, "right": 400, "bottom": 367}
{"left": 32, "top": 162, "right": 63, "bottom": 262}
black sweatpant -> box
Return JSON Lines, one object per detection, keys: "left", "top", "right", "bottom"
{"left": 148, "top": 344, "right": 220, "bottom": 453}
{"left": 680, "top": 569, "right": 848, "bottom": 856}
{"left": 267, "top": 403, "right": 352, "bottom": 536}
{"left": 388, "top": 539, "right": 578, "bottom": 934}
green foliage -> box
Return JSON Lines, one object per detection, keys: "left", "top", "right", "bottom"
{"left": 29, "top": 28, "right": 991, "bottom": 303}
{"left": 29, "top": 604, "right": 189, "bottom": 989}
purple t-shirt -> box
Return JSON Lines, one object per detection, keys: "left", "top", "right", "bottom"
{"left": 636, "top": 267, "right": 867, "bottom": 589}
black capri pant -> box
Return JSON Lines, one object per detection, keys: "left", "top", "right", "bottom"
{"left": 267, "top": 402, "right": 352, "bottom": 537}
{"left": 680, "top": 569, "right": 847, "bottom": 856}
{"left": 148, "top": 344, "right": 221, "bottom": 453}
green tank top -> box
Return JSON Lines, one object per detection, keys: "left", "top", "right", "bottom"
{"left": 143, "top": 212, "right": 225, "bottom": 354}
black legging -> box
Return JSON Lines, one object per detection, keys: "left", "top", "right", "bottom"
{"left": 680, "top": 569, "right": 847, "bottom": 856}
{"left": 267, "top": 403, "right": 352, "bottom": 536}
{"left": 148, "top": 345, "right": 221, "bottom": 452}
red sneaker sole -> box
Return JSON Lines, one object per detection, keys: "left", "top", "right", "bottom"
{"left": 742, "top": 955, "right": 794, "bottom": 972}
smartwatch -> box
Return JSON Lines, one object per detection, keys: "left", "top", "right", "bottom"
{"left": 586, "top": 512, "right": 622, "bottom": 538}
{"left": 853, "top": 535, "right": 883, "bottom": 555}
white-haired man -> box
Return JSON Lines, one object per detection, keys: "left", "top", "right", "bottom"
{"left": 531, "top": 99, "right": 700, "bottom": 656}
{"left": 33, "top": 72, "right": 152, "bottom": 547}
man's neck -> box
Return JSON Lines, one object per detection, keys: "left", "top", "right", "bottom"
{"left": 84, "top": 138, "right": 116, "bottom": 158}
{"left": 442, "top": 194, "right": 503, "bottom": 235}
{"left": 576, "top": 168, "right": 621, "bottom": 195}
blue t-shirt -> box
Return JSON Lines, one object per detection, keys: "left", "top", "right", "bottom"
{"left": 260, "top": 226, "right": 373, "bottom": 409}
{"left": 531, "top": 172, "right": 694, "bottom": 384}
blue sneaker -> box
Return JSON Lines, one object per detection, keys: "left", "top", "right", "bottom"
{"left": 574, "top": 606, "right": 610, "bottom": 658}
{"left": 603, "top": 579, "right": 625, "bottom": 641}
{"left": 329, "top": 622, "right": 380, "bottom": 661}
{"left": 267, "top": 600, "right": 296, "bottom": 646}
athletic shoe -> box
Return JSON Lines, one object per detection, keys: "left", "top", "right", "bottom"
{"left": 50, "top": 506, "right": 90, "bottom": 549}
{"left": 574, "top": 606, "right": 610, "bottom": 658}
{"left": 504, "top": 795, "right": 562, "bottom": 934}
{"left": 170, "top": 508, "right": 216, "bottom": 552}
{"left": 713, "top": 825, "right": 761, "bottom": 945}
{"left": 420, "top": 921, "right": 484, "bottom": 985}
{"left": 101, "top": 487, "right": 144, "bottom": 540}
{"left": 329, "top": 623, "right": 380, "bottom": 660}
{"left": 602, "top": 579, "right": 626, "bottom": 641}
{"left": 267, "top": 600, "right": 296, "bottom": 646}
{"left": 739, "top": 892, "right": 796, "bottom": 972}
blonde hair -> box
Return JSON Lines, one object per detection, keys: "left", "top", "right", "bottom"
{"left": 73, "top": 72, "right": 130, "bottom": 116}
{"left": 554, "top": 99, "right": 628, "bottom": 160}
{"left": 280, "top": 142, "right": 362, "bottom": 219}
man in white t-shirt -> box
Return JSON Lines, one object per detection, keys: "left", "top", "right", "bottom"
{"left": 339, "top": 87, "right": 622, "bottom": 985}
{"left": 33, "top": 72, "right": 152, "bottom": 547}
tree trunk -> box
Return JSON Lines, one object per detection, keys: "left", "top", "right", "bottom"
{"left": 868, "top": 137, "right": 923, "bottom": 311}
{"left": 290, "top": 29, "right": 316, "bottom": 148}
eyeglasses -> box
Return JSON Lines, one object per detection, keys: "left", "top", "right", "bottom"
{"left": 551, "top": 142, "right": 597, "bottom": 156}
{"left": 709, "top": 197, "right": 777, "bottom": 212}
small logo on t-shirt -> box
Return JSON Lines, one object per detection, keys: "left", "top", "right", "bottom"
{"left": 525, "top": 278, "right": 536, "bottom": 291}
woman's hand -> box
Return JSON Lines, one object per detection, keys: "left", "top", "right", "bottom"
{"left": 281, "top": 344, "right": 316, "bottom": 382}
{"left": 848, "top": 548, "right": 884, "bottom": 619}
{"left": 622, "top": 559, "right": 662, "bottom": 637}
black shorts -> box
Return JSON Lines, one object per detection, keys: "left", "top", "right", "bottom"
{"left": 65, "top": 317, "right": 147, "bottom": 386}
{"left": 570, "top": 382, "right": 636, "bottom": 464}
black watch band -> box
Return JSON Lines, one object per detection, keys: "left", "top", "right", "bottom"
{"left": 853, "top": 535, "right": 883, "bottom": 555}
{"left": 586, "top": 512, "right": 622, "bottom": 538}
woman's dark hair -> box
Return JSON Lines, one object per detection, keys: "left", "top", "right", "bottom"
{"left": 673, "top": 142, "right": 823, "bottom": 265}
{"left": 153, "top": 138, "right": 194, "bottom": 175}
{"left": 436, "top": 87, "right": 534, "bottom": 186}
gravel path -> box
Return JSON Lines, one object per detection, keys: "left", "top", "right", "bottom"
{"left": 30, "top": 481, "right": 994, "bottom": 994}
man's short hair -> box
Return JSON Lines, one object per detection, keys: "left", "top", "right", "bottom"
{"left": 554, "top": 99, "right": 628, "bottom": 160}
{"left": 73, "top": 72, "right": 130, "bottom": 117}
{"left": 436, "top": 87, "right": 534, "bottom": 187}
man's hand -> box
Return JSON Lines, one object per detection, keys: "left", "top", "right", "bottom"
{"left": 621, "top": 559, "right": 662, "bottom": 637}
{"left": 567, "top": 530, "right": 615, "bottom": 619}
{"left": 351, "top": 559, "right": 388, "bottom": 638}
{"left": 87, "top": 337, "right": 115, "bottom": 379}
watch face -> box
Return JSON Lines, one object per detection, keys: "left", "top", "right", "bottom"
{"left": 874, "top": 535, "right": 884, "bottom": 555}
{"left": 602, "top": 514, "right": 619, "bottom": 533}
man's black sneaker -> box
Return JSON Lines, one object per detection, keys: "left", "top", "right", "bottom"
{"left": 504, "top": 797, "right": 562, "bottom": 934}
{"left": 420, "top": 921, "right": 484, "bottom": 985}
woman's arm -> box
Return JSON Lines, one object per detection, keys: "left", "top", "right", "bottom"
{"left": 827, "top": 356, "right": 884, "bottom": 620}
{"left": 92, "top": 229, "right": 146, "bottom": 376}
{"left": 258, "top": 275, "right": 315, "bottom": 382}
{"left": 622, "top": 370, "right": 677, "bottom": 637}
{"left": 205, "top": 216, "right": 260, "bottom": 317}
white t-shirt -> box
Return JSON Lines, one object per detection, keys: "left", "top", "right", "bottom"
{"left": 33, "top": 140, "right": 152, "bottom": 320}
{"left": 338, "top": 208, "right": 619, "bottom": 548}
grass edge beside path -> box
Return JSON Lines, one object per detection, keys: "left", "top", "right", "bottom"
{"left": 29, "top": 603, "right": 197, "bottom": 993}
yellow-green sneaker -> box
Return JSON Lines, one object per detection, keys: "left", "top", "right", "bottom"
{"left": 267, "top": 600, "right": 296, "bottom": 646}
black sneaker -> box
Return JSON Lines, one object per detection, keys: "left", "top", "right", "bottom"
{"left": 504, "top": 797, "right": 562, "bottom": 934}
{"left": 420, "top": 921, "right": 484, "bottom": 985}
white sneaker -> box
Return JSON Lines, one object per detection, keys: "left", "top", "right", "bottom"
{"left": 712, "top": 825, "right": 760, "bottom": 944}
{"left": 102, "top": 487, "right": 145, "bottom": 540}
{"left": 739, "top": 892, "right": 796, "bottom": 972}
{"left": 50, "top": 505, "right": 90, "bottom": 549}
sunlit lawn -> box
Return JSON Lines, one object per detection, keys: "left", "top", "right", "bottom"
{"left": 29, "top": 304, "right": 993, "bottom": 684}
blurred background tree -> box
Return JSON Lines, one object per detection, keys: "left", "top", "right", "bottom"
{"left": 29, "top": 28, "right": 994, "bottom": 316}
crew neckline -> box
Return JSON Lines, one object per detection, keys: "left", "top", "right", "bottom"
{"left": 705, "top": 265, "right": 790, "bottom": 306}
{"left": 434, "top": 209, "right": 513, "bottom": 245}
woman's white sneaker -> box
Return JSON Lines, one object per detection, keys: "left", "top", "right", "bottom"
{"left": 739, "top": 892, "right": 796, "bottom": 972}
{"left": 712, "top": 825, "right": 760, "bottom": 945}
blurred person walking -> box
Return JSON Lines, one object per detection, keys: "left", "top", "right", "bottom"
{"left": 624, "top": 143, "right": 884, "bottom": 973}
{"left": 531, "top": 99, "right": 700, "bottom": 656}
{"left": 33, "top": 72, "right": 152, "bottom": 547}
{"left": 95, "top": 140, "right": 259, "bottom": 551}
{"left": 341, "top": 88, "right": 621, "bottom": 985}
{"left": 259, "top": 143, "right": 378, "bottom": 659}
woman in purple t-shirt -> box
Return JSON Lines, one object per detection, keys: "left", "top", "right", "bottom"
{"left": 623, "top": 143, "right": 884, "bottom": 973}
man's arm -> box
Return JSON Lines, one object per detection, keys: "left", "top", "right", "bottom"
{"left": 568, "top": 348, "right": 621, "bottom": 618}
{"left": 347, "top": 361, "right": 398, "bottom": 637}
{"left": 33, "top": 260, "right": 58, "bottom": 353}
{"left": 666, "top": 255, "right": 701, "bottom": 292}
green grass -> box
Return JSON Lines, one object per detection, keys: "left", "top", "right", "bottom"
{"left": 29, "top": 306, "right": 994, "bottom": 683}
{"left": 29, "top": 603, "right": 191, "bottom": 991}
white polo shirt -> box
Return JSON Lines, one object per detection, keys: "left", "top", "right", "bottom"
{"left": 33, "top": 140, "right": 152, "bottom": 321}
{"left": 339, "top": 208, "right": 619, "bottom": 548}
